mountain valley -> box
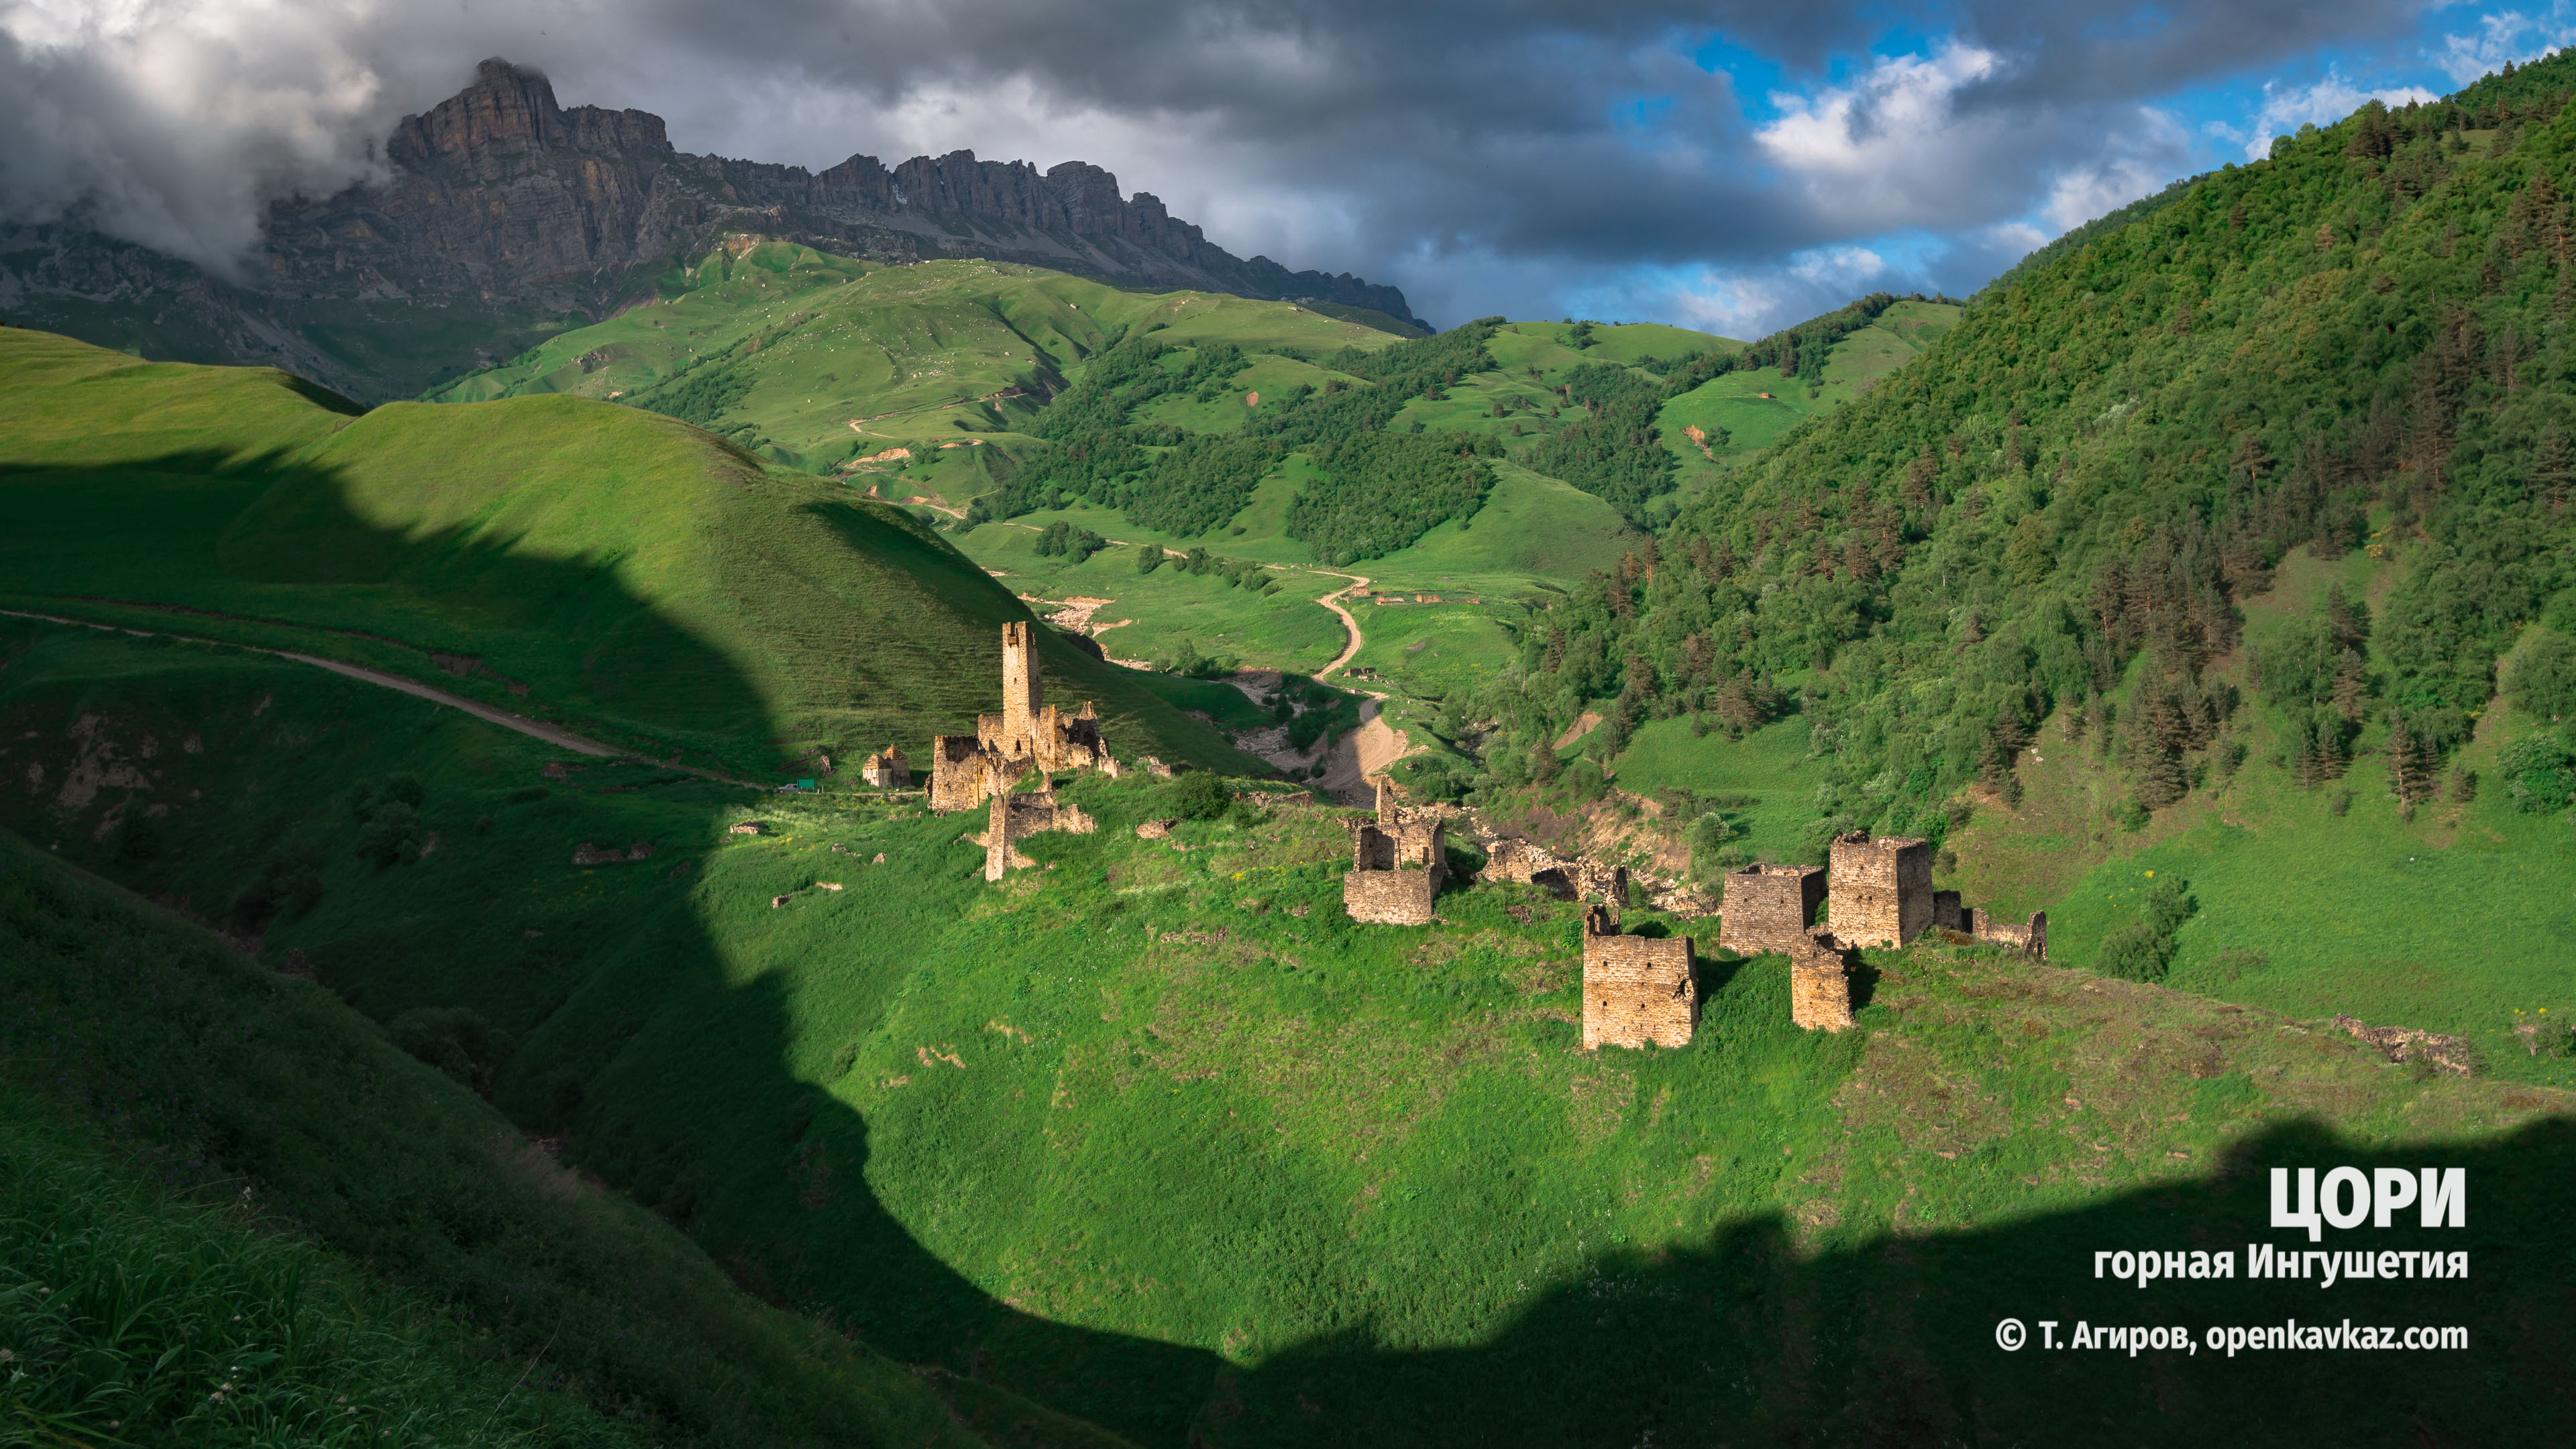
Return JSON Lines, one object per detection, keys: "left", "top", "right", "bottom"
{"left": 3, "top": 44, "right": 2575, "bottom": 1449}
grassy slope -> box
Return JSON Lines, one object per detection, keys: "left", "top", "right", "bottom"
{"left": 8, "top": 615, "right": 2568, "bottom": 1445}
{"left": 1937, "top": 541, "right": 2576, "bottom": 1086}
{"left": 430, "top": 245, "right": 1391, "bottom": 472}
{"left": 0, "top": 822, "right": 1030, "bottom": 1449}
{"left": 1656, "top": 297, "right": 1962, "bottom": 486}
{"left": 0, "top": 326, "right": 1256, "bottom": 777}
{"left": 0, "top": 1089, "right": 639, "bottom": 1448}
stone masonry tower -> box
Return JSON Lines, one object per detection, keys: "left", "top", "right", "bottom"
{"left": 1580, "top": 904, "right": 1698, "bottom": 1050}
{"left": 1826, "top": 833, "right": 1931, "bottom": 949}
{"left": 998, "top": 621, "right": 1042, "bottom": 742}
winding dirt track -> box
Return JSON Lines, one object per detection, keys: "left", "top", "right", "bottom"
{"left": 0, "top": 607, "right": 763, "bottom": 783}
{"left": 1312, "top": 576, "right": 1369, "bottom": 680}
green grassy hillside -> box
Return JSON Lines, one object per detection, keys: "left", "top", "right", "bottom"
{"left": 1442, "top": 62, "right": 2576, "bottom": 1096}
{"left": 0, "top": 326, "right": 1256, "bottom": 779}
{"left": 429, "top": 244, "right": 1396, "bottom": 472}
{"left": 0, "top": 820, "right": 1081, "bottom": 1449}
{"left": 1657, "top": 297, "right": 1961, "bottom": 480}
{"left": 5, "top": 613, "right": 2568, "bottom": 1446}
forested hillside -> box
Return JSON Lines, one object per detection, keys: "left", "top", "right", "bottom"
{"left": 1474, "top": 58, "right": 2576, "bottom": 863}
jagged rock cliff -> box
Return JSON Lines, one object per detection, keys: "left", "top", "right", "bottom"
{"left": 0, "top": 58, "right": 1420, "bottom": 400}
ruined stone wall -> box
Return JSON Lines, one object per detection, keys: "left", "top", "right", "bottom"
{"left": 983, "top": 793, "right": 1016, "bottom": 881}
{"left": 1483, "top": 838, "right": 1625, "bottom": 904}
{"left": 1970, "top": 908, "right": 2047, "bottom": 959}
{"left": 1351, "top": 822, "right": 1397, "bottom": 871}
{"left": 929, "top": 735, "right": 996, "bottom": 812}
{"left": 1827, "top": 833, "right": 1931, "bottom": 948}
{"left": 1581, "top": 925, "right": 1697, "bottom": 1050}
{"left": 980, "top": 790, "right": 1097, "bottom": 881}
{"left": 1788, "top": 931, "right": 1855, "bottom": 1032}
{"left": 1931, "top": 890, "right": 1963, "bottom": 932}
{"left": 1717, "top": 865, "right": 1824, "bottom": 955}
{"left": 1342, "top": 864, "right": 1441, "bottom": 925}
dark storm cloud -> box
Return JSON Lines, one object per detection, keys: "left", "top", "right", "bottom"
{"left": 0, "top": 0, "right": 2436, "bottom": 324}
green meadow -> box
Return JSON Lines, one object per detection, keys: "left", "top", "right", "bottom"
{"left": 3, "top": 612, "right": 2567, "bottom": 1446}
{"left": 1656, "top": 297, "right": 1961, "bottom": 484}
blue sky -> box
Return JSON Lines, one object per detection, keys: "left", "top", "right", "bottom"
{"left": 6, "top": 1, "right": 2575, "bottom": 337}
{"left": 1541, "top": 2, "right": 2576, "bottom": 337}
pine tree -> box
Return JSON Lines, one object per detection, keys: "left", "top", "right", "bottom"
{"left": 2385, "top": 709, "right": 2436, "bottom": 815}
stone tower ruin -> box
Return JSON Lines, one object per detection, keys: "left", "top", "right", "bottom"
{"left": 930, "top": 624, "right": 1110, "bottom": 812}
{"left": 998, "top": 621, "right": 1043, "bottom": 742}
{"left": 1342, "top": 781, "right": 1446, "bottom": 925}
{"left": 1717, "top": 863, "right": 1825, "bottom": 955}
{"left": 1580, "top": 904, "right": 1697, "bottom": 1050}
{"left": 1826, "top": 833, "right": 1931, "bottom": 949}
{"left": 1787, "top": 930, "right": 1856, "bottom": 1032}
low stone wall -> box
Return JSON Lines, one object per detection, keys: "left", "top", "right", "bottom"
{"left": 2334, "top": 1014, "right": 2475, "bottom": 1076}
{"left": 1485, "top": 838, "right": 1627, "bottom": 905}
{"left": 1968, "top": 907, "right": 2049, "bottom": 959}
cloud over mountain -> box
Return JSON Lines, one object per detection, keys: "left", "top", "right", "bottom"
{"left": 0, "top": 0, "right": 2496, "bottom": 330}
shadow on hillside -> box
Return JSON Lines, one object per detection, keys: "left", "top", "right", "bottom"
{"left": 0, "top": 445, "right": 1246, "bottom": 775}
{"left": 1222, "top": 1116, "right": 2575, "bottom": 1448}
{"left": 9, "top": 449, "right": 2573, "bottom": 1448}
{"left": 0, "top": 451, "right": 1232, "bottom": 1444}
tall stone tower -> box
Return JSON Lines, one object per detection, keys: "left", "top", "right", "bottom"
{"left": 998, "top": 621, "right": 1043, "bottom": 741}
{"left": 1826, "top": 833, "right": 1932, "bottom": 948}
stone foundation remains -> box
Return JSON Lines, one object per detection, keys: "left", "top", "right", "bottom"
{"left": 1484, "top": 837, "right": 1628, "bottom": 906}
{"left": 1344, "top": 782, "right": 1446, "bottom": 925}
{"left": 2334, "top": 1014, "right": 2474, "bottom": 1076}
{"left": 1826, "top": 833, "right": 1931, "bottom": 948}
{"left": 1788, "top": 930, "right": 1856, "bottom": 1032}
{"left": 1580, "top": 904, "right": 1697, "bottom": 1050}
{"left": 1717, "top": 864, "right": 1825, "bottom": 955}
{"left": 930, "top": 623, "right": 1110, "bottom": 812}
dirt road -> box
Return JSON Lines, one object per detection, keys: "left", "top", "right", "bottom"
{"left": 0, "top": 607, "right": 753, "bottom": 780}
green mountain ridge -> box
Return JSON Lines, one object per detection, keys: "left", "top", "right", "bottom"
{"left": 0, "top": 326, "right": 1258, "bottom": 780}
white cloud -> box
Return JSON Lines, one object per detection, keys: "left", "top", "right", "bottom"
{"left": 1554, "top": 246, "right": 1899, "bottom": 341}
{"left": 2436, "top": 9, "right": 2576, "bottom": 86}
{"left": 2232, "top": 68, "right": 2438, "bottom": 161}
{"left": 2035, "top": 107, "right": 2186, "bottom": 233}
{"left": 1753, "top": 44, "right": 2012, "bottom": 231}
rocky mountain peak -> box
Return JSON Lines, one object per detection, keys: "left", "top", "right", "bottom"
{"left": 388, "top": 58, "right": 672, "bottom": 174}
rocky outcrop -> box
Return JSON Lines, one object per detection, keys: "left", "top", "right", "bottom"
{"left": 3, "top": 58, "right": 1421, "bottom": 400}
